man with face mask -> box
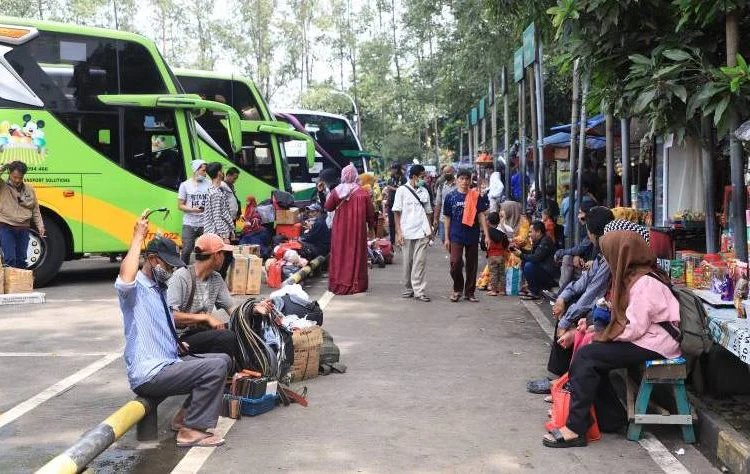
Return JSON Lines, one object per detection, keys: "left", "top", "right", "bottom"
{"left": 393, "top": 165, "right": 433, "bottom": 302}
{"left": 116, "top": 216, "right": 232, "bottom": 448}
{"left": 167, "top": 233, "right": 238, "bottom": 361}
{"left": 433, "top": 165, "right": 456, "bottom": 243}
{"left": 384, "top": 163, "right": 406, "bottom": 245}
{"left": 178, "top": 159, "right": 210, "bottom": 264}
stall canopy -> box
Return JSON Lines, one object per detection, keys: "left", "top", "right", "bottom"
{"left": 543, "top": 131, "right": 606, "bottom": 150}
{"left": 550, "top": 113, "right": 606, "bottom": 136}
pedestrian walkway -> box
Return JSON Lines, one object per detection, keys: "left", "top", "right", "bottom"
{"left": 199, "top": 247, "right": 717, "bottom": 473}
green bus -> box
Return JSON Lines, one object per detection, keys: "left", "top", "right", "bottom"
{"left": 174, "top": 68, "right": 316, "bottom": 200}
{"left": 0, "top": 18, "right": 296, "bottom": 285}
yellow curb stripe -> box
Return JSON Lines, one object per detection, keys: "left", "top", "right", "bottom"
{"left": 35, "top": 454, "right": 78, "bottom": 474}
{"left": 102, "top": 400, "right": 147, "bottom": 439}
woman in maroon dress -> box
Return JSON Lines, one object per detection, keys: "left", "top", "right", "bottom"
{"left": 325, "top": 164, "right": 375, "bottom": 295}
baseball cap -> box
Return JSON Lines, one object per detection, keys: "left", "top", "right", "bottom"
{"left": 145, "top": 236, "right": 185, "bottom": 268}
{"left": 306, "top": 203, "right": 322, "bottom": 212}
{"left": 195, "top": 233, "right": 234, "bottom": 255}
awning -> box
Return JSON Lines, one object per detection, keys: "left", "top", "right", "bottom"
{"left": 543, "top": 131, "right": 606, "bottom": 150}
{"left": 550, "top": 113, "right": 606, "bottom": 135}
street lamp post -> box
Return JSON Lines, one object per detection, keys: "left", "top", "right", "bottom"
{"left": 331, "top": 90, "right": 360, "bottom": 140}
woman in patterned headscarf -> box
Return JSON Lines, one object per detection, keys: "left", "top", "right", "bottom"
{"left": 324, "top": 164, "right": 376, "bottom": 295}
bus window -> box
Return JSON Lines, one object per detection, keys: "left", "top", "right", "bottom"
{"left": 118, "top": 41, "right": 169, "bottom": 94}
{"left": 237, "top": 132, "right": 278, "bottom": 188}
{"left": 122, "top": 109, "right": 185, "bottom": 190}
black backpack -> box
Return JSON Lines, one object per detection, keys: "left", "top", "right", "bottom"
{"left": 278, "top": 294, "right": 324, "bottom": 326}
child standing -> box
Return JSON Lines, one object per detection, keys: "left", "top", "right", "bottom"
{"left": 486, "top": 211, "right": 509, "bottom": 296}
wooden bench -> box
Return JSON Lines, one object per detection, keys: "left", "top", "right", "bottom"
{"left": 625, "top": 358, "right": 696, "bottom": 443}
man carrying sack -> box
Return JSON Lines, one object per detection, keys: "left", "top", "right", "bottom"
{"left": 393, "top": 165, "right": 433, "bottom": 302}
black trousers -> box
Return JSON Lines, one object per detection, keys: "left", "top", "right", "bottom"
{"left": 566, "top": 341, "right": 662, "bottom": 436}
{"left": 388, "top": 209, "right": 396, "bottom": 245}
{"left": 181, "top": 329, "right": 237, "bottom": 365}
{"left": 547, "top": 319, "right": 573, "bottom": 377}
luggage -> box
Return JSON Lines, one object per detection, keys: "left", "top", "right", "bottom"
{"left": 319, "top": 329, "right": 340, "bottom": 365}
{"left": 277, "top": 294, "right": 324, "bottom": 326}
{"left": 267, "top": 261, "right": 283, "bottom": 289}
{"left": 272, "top": 190, "right": 295, "bottom": 209}
{"left": 375, "top": 238, "right": 393, "bottom": 264}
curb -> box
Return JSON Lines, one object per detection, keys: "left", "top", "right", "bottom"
{"left": 283, "top": 255, "right": 327, "bottom": 286}
{"left": 689, "top": 393, "right": 750, "bottom": 474}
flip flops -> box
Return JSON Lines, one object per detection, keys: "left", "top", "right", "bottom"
{"left": 450, "top": 293, "right": 461, "bottom": 302}
{"left": 176, "top": 433, "right": 225, "bottom": 448}
{"left": 465, "top": 296, "right": 479, "bottom": 302}
{"left": 542, "top": 428, "right": 586, "bottom": 448}
{"left": 520, "top": 294, "right": 540, "bottom": 301}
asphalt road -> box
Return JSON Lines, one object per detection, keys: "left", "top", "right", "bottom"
{"left": 0, "top": 252, "right": 722, "bottom": 473}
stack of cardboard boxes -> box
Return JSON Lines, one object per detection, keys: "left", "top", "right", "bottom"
{"left": 0, "top": 258, "right": 34, "bottom": 294}
{"left": 275, "top": 207, "right": 301, "bottom": 239}
{"left": 227, "top": 245, "right": 263, "bottom": 295}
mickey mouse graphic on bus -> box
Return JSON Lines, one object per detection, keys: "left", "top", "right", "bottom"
{"left": 0, "top": 114, "right": 48, "bottom": 164}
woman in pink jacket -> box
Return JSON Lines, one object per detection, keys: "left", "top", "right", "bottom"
{"left": 543, "top": 229, "right": 680, "bottom": 448}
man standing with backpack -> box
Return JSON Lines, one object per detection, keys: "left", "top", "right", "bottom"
{"left": 393, "top": 165, "right": 433, "bottom": 302}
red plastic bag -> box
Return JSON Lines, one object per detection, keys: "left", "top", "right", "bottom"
{"left": 544, "top": 373, "right": 601, "bottom": 442}
{"left": 274, "top": 241, "right": 302, "bottom": 260}
{"left": 375, "top": 238, "right": 393, "bottom": 263}
{"left": 267, "top": 261, "right": 283, "bottom": 289}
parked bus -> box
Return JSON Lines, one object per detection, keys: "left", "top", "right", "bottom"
{"left": 274, "top": 109, "right": 383, "bottom": 179}
{"left": 0, "top": 18, "right": 281, "bottom": 285}
{"left": 174, "top": 69, "right": 316, "bottom": 199}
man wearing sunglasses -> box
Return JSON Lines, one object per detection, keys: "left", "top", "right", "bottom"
{"left": 115, "top": 215, "right": 230, "bottom": 448}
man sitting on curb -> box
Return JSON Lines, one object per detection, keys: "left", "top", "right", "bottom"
{"left": 167, "top": 233, "right": 239, "bottom": 360}
{"left": 526, "top": 208, "right": 620, "bottom": 395}
{"left": 115, "top": 215, "right": 230, "bottom": 448}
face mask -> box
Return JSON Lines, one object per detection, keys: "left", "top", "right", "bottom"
{"left": 152, "top": 263, "right": 173, "bottom": 284}
{"left": 196, "top": 176, "right": 206, "bottom": 182}
{"left": 417, "top": 179, "right": 426, "bottom": 188}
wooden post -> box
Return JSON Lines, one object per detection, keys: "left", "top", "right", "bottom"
{"left": 519, "top": 79, "right": 527, "bottom": 210}
{"left": 606, "top": 111, "right": 615, "bottom": 207}
{"left": 575, "top": 74, "right": 590, "bottom": 244}
{"left": 567, "top": 60, "right": 580, "bottom": 247}
{"left": 528, "top": 67, "right": 539, "bottom": 208}
{"left": 621, "top": 117, "right": 631, "bottom": 207}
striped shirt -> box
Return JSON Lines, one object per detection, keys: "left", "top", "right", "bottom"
{"left": 202, "top": 184, "right": 234, "bottom": 238}
{"left": 116, "top": 272, "right": 181, "bottom": 390}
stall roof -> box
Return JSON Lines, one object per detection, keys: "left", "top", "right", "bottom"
{"left": 550, "top": 114, "right": 606, "bottom": 135}
{"left": 543, "top": 131, "right": 606, "bottom": 150}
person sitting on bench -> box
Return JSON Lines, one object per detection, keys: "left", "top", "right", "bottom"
{"left": 115, "top": 215, "right": 231, "bottom": 448}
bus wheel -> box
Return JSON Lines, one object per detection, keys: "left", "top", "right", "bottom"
{"left": 29, "top": 217, "right": 65, "bottom": 287}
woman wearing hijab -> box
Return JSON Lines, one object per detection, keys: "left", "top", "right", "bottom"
{"left": 542, "top": 230, "right": 680, "bottom": 448}
{"left": 500, "top": 201, "right": 531, "bottom": 251}
{"left": 325, "top": 164, "right": 376, "bottom": 295}
{"left": 239, "top": 196, "right": 272, "bottom": 257}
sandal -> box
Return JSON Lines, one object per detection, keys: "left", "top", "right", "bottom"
{"left": 401, "top": 291, "right": 414, "bottom": 298}
{"left": 526, "top": 378, "right": 551, "bottom": 394}
{"left": 465, "top": 296, "right": 479, "bottom": 303}
{"left": 450, "top": 293, "right": 461, "bottom": 302}
{"left": 520, "top": 294, "right": 540, "bottom": 301}
{"left": 415, "top": 295, "right": 431, "bottom": 302}
{"left": 542, "top": 428, "right": 586, "bottom": 448}
{"left": 176, "top": 433, "right": 225, "bottom": 448}
{"left": 544, "top": 395, "right": 553, "bottom": 403}
{"left": 487, "top": 291, "right": 498, "bottom": 296}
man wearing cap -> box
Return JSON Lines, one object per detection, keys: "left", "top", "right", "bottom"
{"left": 167, "top": 233, "right": 239, "bottom": 359}
{"left": 553, "top": 200, "right": 597, "bottom": 294}
{"left": 527, "top": 207, "right": 618, "bottom": 395}
{"left": 115, "top": 216, "right": 231, "bottom": 448}
{"left": 178, "top": 159, "right": 210, "bottom": 264}
{"left": 300, "top": 203, "right": 330, "bottom": 259}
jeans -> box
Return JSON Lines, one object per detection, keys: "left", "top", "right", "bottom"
{"left": 180, "top": 225, "right": 203, "bottom": 265}
{"left": 438, "top": 221, "right": 445, "bottom": 243}
{"left": 522, "top": 261, "right": 556, "bottom": 295}
{"left": 0, "top": 226, "right": 30, "bottom": 268}
{"left": 449, "top": 242, "right": 478, "bottom": 298}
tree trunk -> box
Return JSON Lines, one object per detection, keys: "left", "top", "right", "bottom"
{"left": 567, "top": 59, "right": 580, "bottom": 248}
{"left": 727, "top": 10, "right": 747, "bottom": 262}
{"left": 575, "top": 74, "right": 590, "bottom": 244}
{"left": 605, "top": 111, "right": 615, "bottom": 207}
{"left": 503, "top": 67, "right": 511, "bottom": 199}
{"left": 390, "top": 0, "right": 403, "bottom": 117}
{"left": 621, "top": 117, "right": 631, "bottom": 207}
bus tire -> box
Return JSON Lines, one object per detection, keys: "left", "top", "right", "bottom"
{"left": 32, "top": 217, "right": 65, "bottom": 287}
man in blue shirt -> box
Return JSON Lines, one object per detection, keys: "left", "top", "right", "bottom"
{"left": 116, "top": 216, "right": 234, "bottom": 448}
{"left": 443, "top": 169, "right": 490, "bottom": 302}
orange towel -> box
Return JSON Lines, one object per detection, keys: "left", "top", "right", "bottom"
{"left": 462, "top": 189, "right": 480, "bottom": 226}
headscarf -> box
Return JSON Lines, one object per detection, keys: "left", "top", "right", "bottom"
{"left": 359, "top": 173, "right": 376, "bottom": 188}
{"left": 334, "top": 164, "right": 360, "bottom": 200}
{"left": 241, "top": 196, "right": 262, "bottom": 235}
{"left": 604, "top": 219, "right": 651, "bottom": 245}
{"left": 596, "top": 230, "right": 666, "bottom": 342}
{"left": 500, "top": 201, "right": 522, "bottom": 233}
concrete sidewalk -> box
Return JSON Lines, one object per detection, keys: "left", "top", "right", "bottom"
{"left": 199, "top": 246, "right": 717, "bottom": 473}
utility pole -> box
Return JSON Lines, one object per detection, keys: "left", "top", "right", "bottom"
{"left": 575, "top": 74, "right": 590, "bottom": 244}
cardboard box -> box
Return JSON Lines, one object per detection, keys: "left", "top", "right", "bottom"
{"left": 4, "top": 267, "right": 33, "bottom": 294}
{"left": 246, "top": 255, "right": 262, "bottom": 295}
{"left": 275, "top": 207, "right": 300, "bottom": 225}
{"left": 227, "top": 255, "right": 249, "bottom": 295}
{"left": 238, "top": 244, "right": 261, "bottom": 257}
